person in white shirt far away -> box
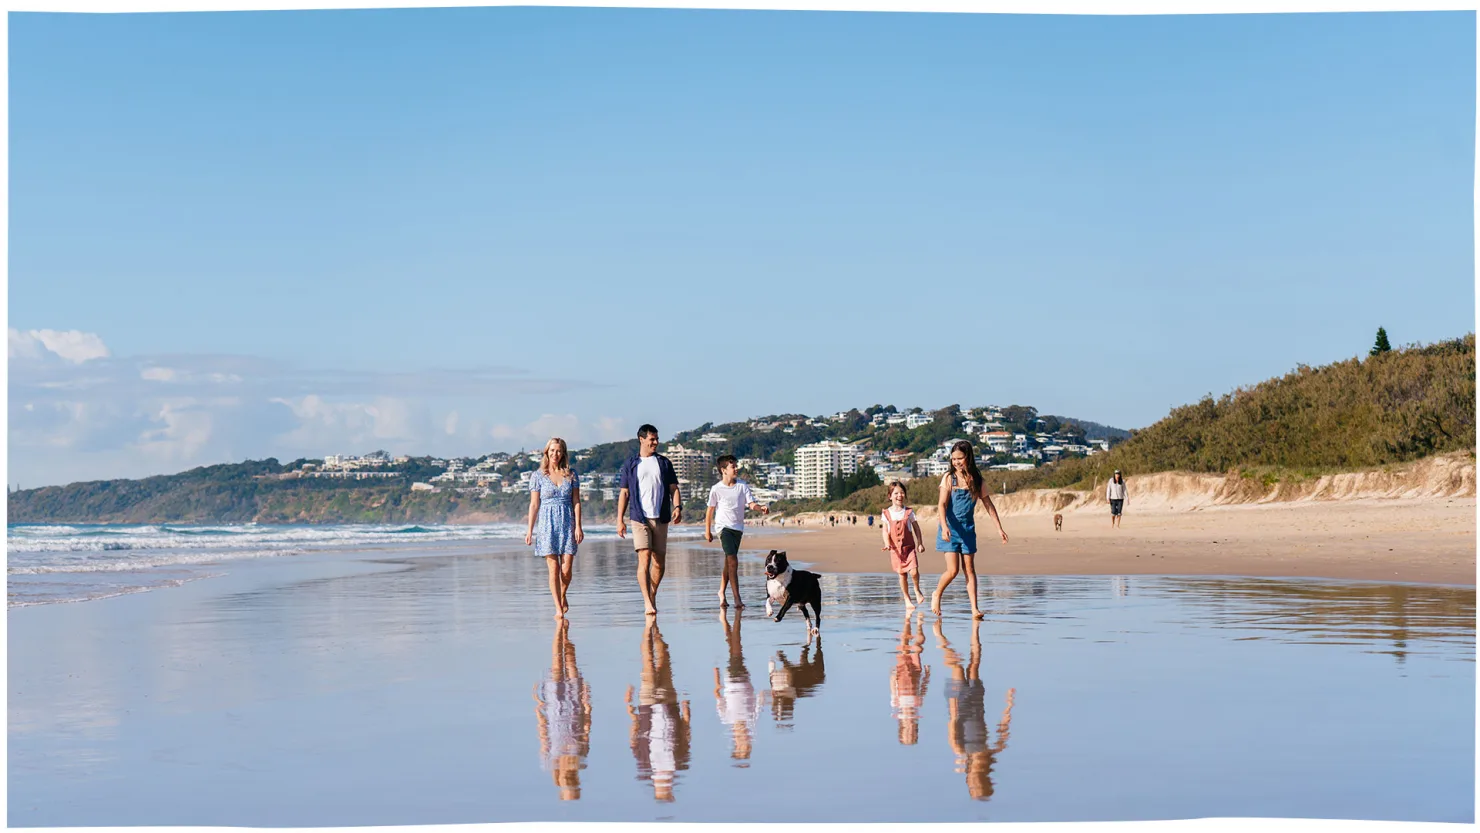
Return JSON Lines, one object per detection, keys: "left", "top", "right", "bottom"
{"left": 1106, "top": 470, "right": 1128, "bottom": 529}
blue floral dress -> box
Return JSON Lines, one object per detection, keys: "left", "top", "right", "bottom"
{"left": 532, "top": 470, "right": 579, "bottom": 557}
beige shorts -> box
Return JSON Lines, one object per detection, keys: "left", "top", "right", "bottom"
{"left": 631, "top": 519, "right": 669, "bottom": 556}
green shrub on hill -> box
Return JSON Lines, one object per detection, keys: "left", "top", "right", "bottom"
{"left": 822, "top": 334, "right": 1476, "bottom": 510}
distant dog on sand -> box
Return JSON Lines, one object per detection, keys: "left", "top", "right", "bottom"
{"left": 1053, "top": 513, "right": 1063, "bottom": 532}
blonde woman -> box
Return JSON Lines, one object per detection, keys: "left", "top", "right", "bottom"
{"left": 526, "top": 437, "right": 584, "bottom": 618}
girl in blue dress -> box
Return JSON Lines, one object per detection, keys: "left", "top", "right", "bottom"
{"left": 526, "top": 437, "right": 584, "bottom": 619}
{"left": 932, "top": 440, "right": 1009, "bottom": 619}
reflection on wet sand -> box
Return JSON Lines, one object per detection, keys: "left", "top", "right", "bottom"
{"left": 626, "top": 621, "right": 692, "bottom": 801}
{"left": 533, "top": 619, "right": 592, "bottom": 801}
{"left": 714, "top": 609, "right": 766, "bottom": 766}
{"left": 935, "top": 617, "right": 1015, "bottom": 801}
{"left": 1160, "top": 578, "right": 1477, "bottom": 663}
{"left": 768, "top": 636, "right": 826, "bottom": 729}
{"left": 890, "top": 614, "right": 930, "bottom": 745}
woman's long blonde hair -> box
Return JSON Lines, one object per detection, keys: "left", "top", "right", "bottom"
{"left": 541, "top": 437, "right": 571, "bottom": 478}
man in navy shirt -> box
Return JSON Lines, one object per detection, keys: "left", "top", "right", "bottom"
{"left": 618, "top": 424, "right": 683, "bottom": 616}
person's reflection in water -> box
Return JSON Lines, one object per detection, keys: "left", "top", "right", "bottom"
{"left": 626, "top": 620, "right": 692, "bottom": 801}
{"left": 768, "top": 635, "right": 825, "bottom": 728}
{"left": 533, "top": 618, "right": 592, "bottom": 801}
{"left": 714, "top": 609, "right": 767, "bottom": 766}
{"left": 934, "top": 616, "right": 1015, "bottom": 800}
{"left": 890, "top": 613, "right": 931, "bottom": 745}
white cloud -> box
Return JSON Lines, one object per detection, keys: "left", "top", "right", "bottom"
{"left": 7, "top": 330, "right": 616, "bottom": 486}
{"left": 8, "top": 328, "right": 111, "bottom": 364}
{"left": 487, "top": 413, "right": 631, "bottom": 450}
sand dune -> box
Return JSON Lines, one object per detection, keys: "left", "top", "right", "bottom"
{"left": 735, "top": 454, "right": 1477, "bottom": 586}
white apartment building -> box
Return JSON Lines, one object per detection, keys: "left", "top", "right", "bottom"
{"left": 664, "top": 444, "right": 715, "bottom": 499}
{"left": 793, "top": 440, "right": 861, "bottom": 499}
{"left": 905, "top": 413, "right": 935, "bottom": 429}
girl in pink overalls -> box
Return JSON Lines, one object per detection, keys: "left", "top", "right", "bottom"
{"left": 880, "top": 481, "right": 927, "bottom": 609}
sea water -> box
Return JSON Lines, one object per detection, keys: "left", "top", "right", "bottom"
{"left": 7, "top": 538, "right": 1474, "bottom": 825}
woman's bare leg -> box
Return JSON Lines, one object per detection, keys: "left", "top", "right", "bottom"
{"left": 558, "top": 554, "right": 573, "bottom": 613}
{"left": 546, "top": 556, "right": 564, "bottom": 619}
{"left": 898, "top": 572, "right": 914, "bottom": 608}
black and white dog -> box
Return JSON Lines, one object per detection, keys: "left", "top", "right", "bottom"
{"left": 763, "top": 550, "right": 822, "bottom": 634}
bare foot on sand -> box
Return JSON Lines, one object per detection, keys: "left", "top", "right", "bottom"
{"left": 915, "top": 592, "right": 927, "bottom": 606}
{"left": 905, "top": 599, "right": 917, "bottom": 610}
{"left": 554, "top": 611, "right": 565, "bottom": 621}
{"left": 645, "top": 606, "right": 658, "bottom": 616}
{"left": 972, "top": 610, "right": 986, "bottom": 620}
{"left": 930, "top": 593, "right": 942, "bottom": 616}
{"left": 734, "top": 600, "right": 746, "bottom": 609}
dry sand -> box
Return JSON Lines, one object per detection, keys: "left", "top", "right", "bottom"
{"left": 735, "top": 497, "right": 1477, "bottom": 586}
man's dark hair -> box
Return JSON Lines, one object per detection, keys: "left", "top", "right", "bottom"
{"left": 716, "top": 454, "right": 738, "bottom": 471}
{"left": 637, "top": 424, "right": 659, "bottom": 440}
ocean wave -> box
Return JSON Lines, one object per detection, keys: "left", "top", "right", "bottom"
{"left": 8, "top": 548, "right": 303, "bottom": 574}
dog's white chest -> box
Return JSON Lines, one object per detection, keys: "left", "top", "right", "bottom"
{"left": 766, "top": 569, "right": 792, "bottom": 602}
{"left": 765, "top": 568, "right": 792, "bottom": 616}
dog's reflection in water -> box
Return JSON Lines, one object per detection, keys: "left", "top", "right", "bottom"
{"left": 934, "top": 616, "right": 1015, "bottom": 801}
{"left": 533, "top": 619, "right": 592, "bottom": 801}
{"left": 714, "top": 608, "right": 767, "bottom": 766}
{"left": 626, "top": 620, "right": 692, "bottom": 802}
{"left": 890, "top": 613, "right": 931, "bottom": 745}
{"left": 767, "top": 634, "right": 825, "bottom": 729}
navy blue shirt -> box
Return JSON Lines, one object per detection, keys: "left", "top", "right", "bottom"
{"left": 619, "top": 453, "right": 681, "bottom": 524}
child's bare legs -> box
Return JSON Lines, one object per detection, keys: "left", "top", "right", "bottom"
{"left": 719, "top": 555, "right": 744, "bottom": 607}
{"left": 910, "top": 567, "right": 926, "bottom": 606}
{"left": 932, "top": 552, "right": 961, "bottom": 615}
{"left": 897, "top": 572, "right": 914, "bottom": 608}
{"left": 963, "top": 553, "right": 983, "bottom": 619}
{"left": 546, "top": 556, "right": 564, "bottom": 619}
{"left": 558, "top": 554, "right": 573, "bottom": 614}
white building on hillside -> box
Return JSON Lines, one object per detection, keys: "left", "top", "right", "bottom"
{"left": 793, "top": 440, "right": 861, "bottom": 499}
{"left": 905, "top": 412, "right": 934, "bottom": 429}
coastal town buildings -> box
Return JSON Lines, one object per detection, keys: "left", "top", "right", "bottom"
{"left": 664, "top": 444, "right": 716, "bottom": 499}
{"left": 905, "top": 413, "right": 934, "bottom": 429}
{"left": 794, "top": 440, "right": 861, "bottom": 498}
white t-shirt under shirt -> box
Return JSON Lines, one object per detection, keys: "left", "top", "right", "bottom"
{"left": 636, "top": 455, "right": 665, "bottom": 519}
{"left": 707, "top": 480, "right": 756, "bottom": 532}
{"left": 883, "top": 506, "right": 914, "bottom": 524}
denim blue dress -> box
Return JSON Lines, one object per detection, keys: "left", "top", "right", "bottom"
{"left": 936, "top": 473, "right": 979, "bottom": 554}
{"left": 532, "top": 470, "right": 579, "bottom": 557}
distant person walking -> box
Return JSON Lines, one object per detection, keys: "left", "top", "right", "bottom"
{"left": 933, "top": 440, "right": 1009, "bottom": 619}
{"left": 526, "top": 437, "right": 583, "bottom": 620}
{"left": 617, "top": 424, "right": 683, "bottom": 617}
{"left": 1106, "top": 470, "right": 1128, "bottom": 529}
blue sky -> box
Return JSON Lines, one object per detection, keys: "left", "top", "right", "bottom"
{"left": 8, "top": 8, "right": 1475, "bottom": 487}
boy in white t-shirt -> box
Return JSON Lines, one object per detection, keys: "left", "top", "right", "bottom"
{"left": 705, "top": 455, "right": 769, "bottom": 608}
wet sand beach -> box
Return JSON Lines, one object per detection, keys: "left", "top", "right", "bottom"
{"left": 741, "top": 497, "right": 1477, "bottom": 586}
{"left": 9, "top": 534, "right": 1474, "bottom": 826}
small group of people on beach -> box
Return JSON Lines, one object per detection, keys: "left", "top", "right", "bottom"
{"left": 879, "top": 440, "right": 1009, "bottom": 618}
{"left": 526, "top": 425, "right": 1014, "bottom": 620}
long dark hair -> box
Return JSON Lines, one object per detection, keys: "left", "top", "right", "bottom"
{"left": 948, "top": 440, "right": 984, "bottom": 497}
